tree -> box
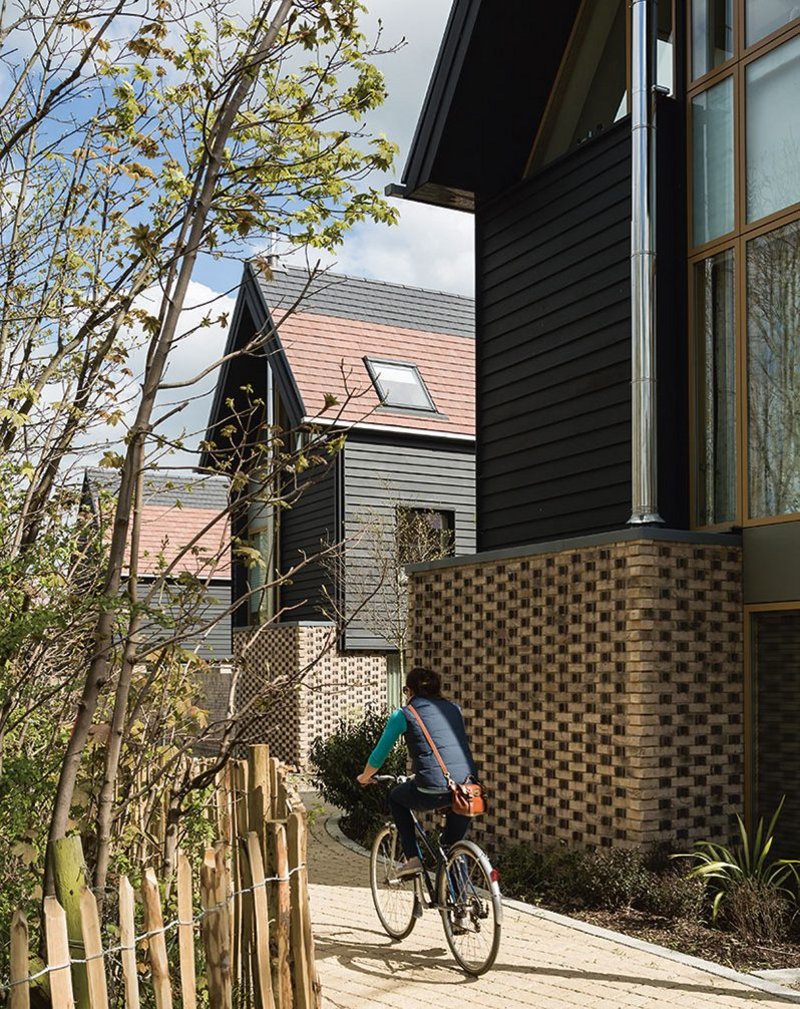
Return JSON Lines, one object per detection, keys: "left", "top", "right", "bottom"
{"left": 322, "top": 492, "right": 455, "bottom": 677}
{"left": 0, "top": 0, "right": 400, "bottom": 899}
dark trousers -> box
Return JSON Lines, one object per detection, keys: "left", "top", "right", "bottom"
{"left": 389, "top": 778, "right": 470, "bottom": 859}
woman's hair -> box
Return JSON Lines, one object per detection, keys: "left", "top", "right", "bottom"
{"left": 405, "top": 666, "right": 442, "bottom": 699}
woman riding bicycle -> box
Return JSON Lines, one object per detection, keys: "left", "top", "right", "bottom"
{"left": 357, "top": 666, "right": 478, "bottom": 878}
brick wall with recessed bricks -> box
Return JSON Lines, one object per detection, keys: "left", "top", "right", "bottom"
{"left": 233, "top": 623, "right": 388, "bottom": 767}
{"left": 408, "top": 537, "right": 744, "bottom": 851}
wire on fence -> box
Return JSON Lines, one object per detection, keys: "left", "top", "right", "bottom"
{"left": 0, "top": 863, "right": 306, "bottom": 993}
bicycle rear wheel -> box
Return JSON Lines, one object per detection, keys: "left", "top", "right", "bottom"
{"left": 437, "top": 840, "right": 502, "bottom": 975}
{"left": 370, "top": 824, "right": 418, "bottom": 940}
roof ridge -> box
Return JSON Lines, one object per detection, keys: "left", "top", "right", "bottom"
{"left": 255, "top": 261, "right": 474, "bottom": 305}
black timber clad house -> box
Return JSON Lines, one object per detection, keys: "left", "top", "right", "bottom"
{"left": 398, "top": 0, "right": 800, "bottom": 850}
{"left": 203, "top": 265, "right": 476, "bottom": 760}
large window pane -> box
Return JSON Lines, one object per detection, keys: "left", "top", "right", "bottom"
{"left": 695, "top": 251, "right": 737, "bottom": 525}
{"left": 747, "top": 0, "right": 800, "bottom": 47}
{"left": 692, "top": 0, "right": 734, "bottom": 78}
{"left": 747, "top": 219, "right": 800, "bottom": 518}
{"left": 529, "top": 0, "right": 626, "bottom": 171}
{"left": 746, "top": 35, "right": 800, "bottom": 223}
{"left": 692, "top": 78, "right": 735, "bottom": 246}
{"left": 752, "top": 610, "right": 800, "bottom": 858}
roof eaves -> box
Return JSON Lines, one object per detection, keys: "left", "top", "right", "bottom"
{"left": 395, "top": 0, "right": 481, "bottom": 211}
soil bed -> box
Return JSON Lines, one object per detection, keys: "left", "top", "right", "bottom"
{"left": 567, "top": 906, "right": 800, "bottom": 976}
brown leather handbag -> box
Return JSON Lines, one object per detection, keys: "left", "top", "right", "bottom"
{"left": 407, "top": 705, "right": 487, "bottom": 817}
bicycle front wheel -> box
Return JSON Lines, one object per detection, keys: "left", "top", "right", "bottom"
{"left": 437, "top": 840, "right": 502, "bottom": 975}
{"left": 370, "top": 824, "right": 418, "bottom": 940}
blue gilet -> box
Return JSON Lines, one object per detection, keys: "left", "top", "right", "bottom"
{"left": 402, "top": 696, "right": 477, "bottom": 792}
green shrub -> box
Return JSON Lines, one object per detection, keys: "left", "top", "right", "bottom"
{"left": 497, "top": 842, "right": 708, "bottom": 920}
{"left": 309, "top": 708, "right": 406, "bottom": 847}
{"left": 636, "top": 866, "right": 707, "bottom": 921}
{"left": 494, "top": 844, "right": 546, "bottom": 904}
{"left": 578, "top": 848, "right": 651, "bottom": 910}
{"left": 673, "top": 797, "right": 800, "bottom": 922}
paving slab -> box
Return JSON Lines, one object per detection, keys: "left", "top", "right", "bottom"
{"left": 305, "top": 806, "right": 800, "bottom": 1009}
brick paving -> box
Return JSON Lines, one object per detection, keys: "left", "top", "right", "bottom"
{"left": 306, "top": 808, "right": 798, "bottom": 1009}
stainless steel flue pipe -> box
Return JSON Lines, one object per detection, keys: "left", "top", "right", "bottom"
{"left": 629, "top": 0, "right": 663, "bottom": 525}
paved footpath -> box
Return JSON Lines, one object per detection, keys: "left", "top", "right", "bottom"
{"left": 305, "top": 806, "right": 800, "bottom": 1009}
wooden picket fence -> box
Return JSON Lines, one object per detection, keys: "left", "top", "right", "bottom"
{"left": 5, "top": 746, "right": 321, "bottom": 1009}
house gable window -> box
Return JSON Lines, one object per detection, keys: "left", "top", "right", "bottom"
{"left": 528, "top": 0, "right": 674, "bottom": 175}
{"left": 690, "top": 2, "right": 800, "bottom": 528}
{"left": 365, "top": 358, "right": 437, "bottom": 413}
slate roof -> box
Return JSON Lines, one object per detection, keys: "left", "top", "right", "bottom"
{"left": 84, "top": 469, "right": 231, "bottom": 579}
{"left": 256, "top": 265, "right": 475, "bottom": 439}
{"left": 255, "top": 264, "right": 474, "bottom": 339}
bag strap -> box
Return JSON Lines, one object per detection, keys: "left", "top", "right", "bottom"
{"left": 406, "top": 703, "right": 453, "bottom": 785}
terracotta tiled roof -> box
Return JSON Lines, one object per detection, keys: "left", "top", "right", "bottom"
{"left": 135, "top": 503, "right": 230, "bottom": 579}
{"left": 274, "top": 310, "right": 475, "bottom": 437}
{"left": 85, "top": 470, "right": 230, "bottom": 580}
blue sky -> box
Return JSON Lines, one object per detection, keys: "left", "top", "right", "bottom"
{"left": 191, "top": 0, "right": 474, "bottom": 299}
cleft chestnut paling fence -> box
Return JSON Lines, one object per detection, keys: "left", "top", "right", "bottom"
{"left": 4, "top": 745, "right": 322, "bottom": 1009}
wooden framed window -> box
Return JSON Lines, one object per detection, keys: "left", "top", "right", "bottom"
{"left": 689, "top": 2, "right": 800, "bottom": 529}
{"left": 526, "top": 1, "right": 676, "bottom": 176}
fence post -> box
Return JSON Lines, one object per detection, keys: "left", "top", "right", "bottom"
{"left": 266, "top": 821, "right": 293, "bottom": 1009}
{"left": 51, "top": 835, "right": 91, "bottom": 1009}
{"left": 246, "top": 831, "right": 276, "bottom": 1009}
{"left": 201, "top": 847, "right": 232, "bottom": 1009}
{"left": 215, "top": 842, "right": 233, "bottom": 1005}
{"left": 142, "top": 868, "right": 173, "bottom": 1009}
{"left": 10, "top": 910, "right": 30, "bottom": 1009}
{"left": 248, "top": 745, "right": 270, "bottom": 845}
{"left": 177, "top": 853, "right": 197, "bottom": 1009}
{"left": 286, "top": 812, "right": 313, "bottom": 1009}
{"left": 79, "top": 887, "right": 109, "bottom": 1009}
{"left": 268, "top": 758, "right": 280, "bottom": 820}
{"left": 44, "top": 896, "right": 74, "bottom": 1009}
{"left": 234, "top": 760, "right": 254, "bottom": 1007}
{"left": 119, "top": 876, "right": 140, "bottom": 1009}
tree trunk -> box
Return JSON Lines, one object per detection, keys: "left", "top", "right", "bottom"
{"left": 44, "top": 0, "right": 296, "bottom": 896}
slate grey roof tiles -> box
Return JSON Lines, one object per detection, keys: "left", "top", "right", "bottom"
{"left": 251, "top": 263, "right": 474, "bottom": 339}
{"left": 85, "top": 468, "right": 228, "bottom": 510}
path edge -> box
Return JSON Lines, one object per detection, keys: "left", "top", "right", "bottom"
{"left": 324, "top": 814, "right": 800, "bottom": 1004}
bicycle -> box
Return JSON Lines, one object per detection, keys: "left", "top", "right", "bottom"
{"left": 368, "top": 774, "right": 502, "bottom": 976}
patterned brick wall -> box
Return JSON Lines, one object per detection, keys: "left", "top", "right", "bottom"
{"left": 408, "top": 537, "right": 744, "bottom": 851}
{"left": 233, "top": 623, "right": 388, "bottom": 767}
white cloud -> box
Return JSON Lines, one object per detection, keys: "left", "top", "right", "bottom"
{"left": 283, "top": 200, "right": 474, "bottom": 297}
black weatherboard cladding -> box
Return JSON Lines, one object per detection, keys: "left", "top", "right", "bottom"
{"left": 279, "top": 459, "right": 338, "bottom": 622}
{"left": 474, "top": 97, "right": 689, "bottom": 551}
{"left": 476, "top": 121, "right": 634, "bottom": 550}
{"left": 343, "top": 437, "right": 475, "bottom": 651}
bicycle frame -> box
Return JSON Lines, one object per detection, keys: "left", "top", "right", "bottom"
{"left": 409, "top": 811, "right": 446, "bottom": 906}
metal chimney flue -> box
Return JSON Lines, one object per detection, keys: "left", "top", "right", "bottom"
{"left": 629, "top": 0, "right": 663, "bottom": 526}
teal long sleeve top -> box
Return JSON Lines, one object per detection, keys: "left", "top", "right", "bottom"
{"left": 368, "top": 708, "right": 406, "bottom": 767}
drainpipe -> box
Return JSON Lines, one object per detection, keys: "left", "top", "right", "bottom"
{"left": 629, "top": 0, "right": 663, "bottom": 525}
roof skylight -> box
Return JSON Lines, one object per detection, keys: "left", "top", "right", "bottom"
{"left": 364, "top": 358, "right": 437, "bottom": 412}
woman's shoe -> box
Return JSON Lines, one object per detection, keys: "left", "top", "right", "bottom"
{"left": 396, "top": 856, "right": 423, "bottom": 879}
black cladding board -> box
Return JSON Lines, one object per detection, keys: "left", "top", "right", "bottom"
{"left": 342, "top": 438, "right": 476, "bottom": 651}
{"left": 475, "top": 122, "right": 634, "bottom": 550}
{"left": 136, "top": 579, "right": 232, "bottom": 661}
{"left": 279, "top": 460, "right": 338, "bottom": 622}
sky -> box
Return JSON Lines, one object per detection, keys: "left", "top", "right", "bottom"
{"left": 151, "top": 0, "right": 474, "bottom": 466}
